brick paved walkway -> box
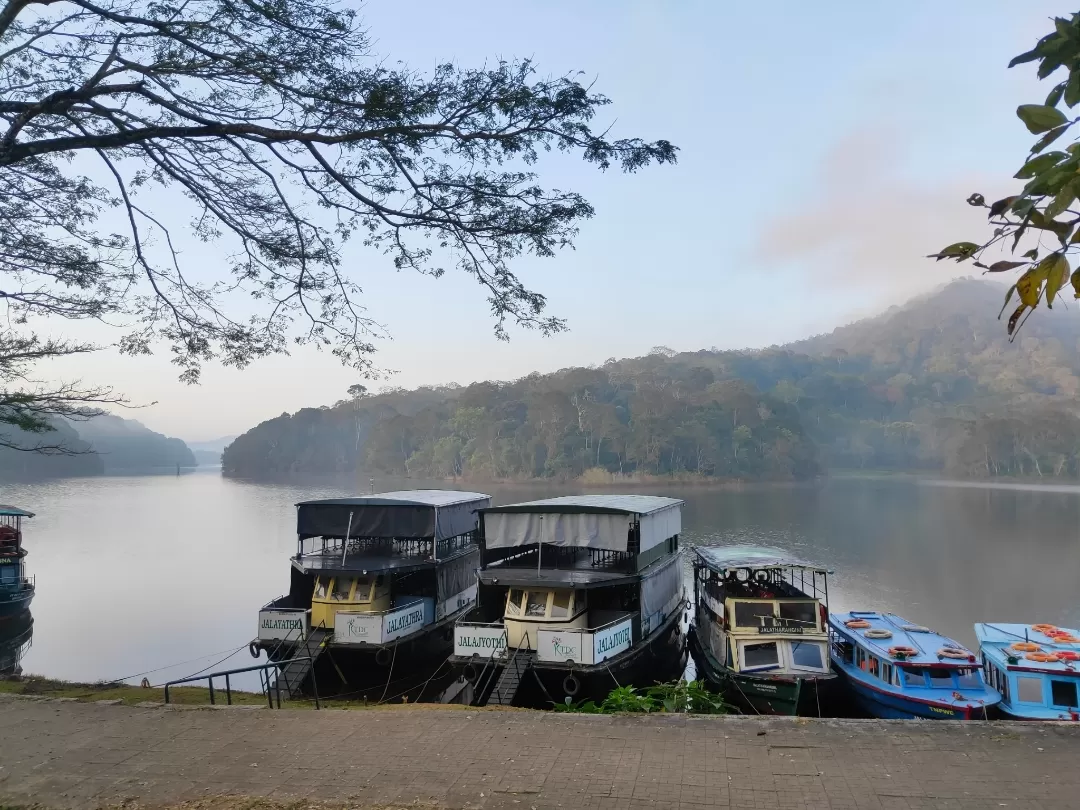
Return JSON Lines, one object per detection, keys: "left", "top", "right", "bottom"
{"left": 1, "top": 695, "right": 1078, "bottom": 810}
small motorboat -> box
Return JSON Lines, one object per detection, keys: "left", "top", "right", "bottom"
{"left": 829, "top": 611, "right": 999, "bottom": 720}
{"left": 976, "top": 622, "right": 1080, "bottom": 721}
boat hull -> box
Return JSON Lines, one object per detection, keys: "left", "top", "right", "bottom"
{"left": 453, "top": 612, "right": 687, "bottom": 708}
{"left": 264, "top": 621, "right": 457, "bottom": 702}
{"left": 833, "top": 666, "right": 985, "bottom": 720}
{"left": 0, "top": 587, "right": 34, "bottom": 619}
{"left": 688, "top": 626, "right": 825, "bottom": 716}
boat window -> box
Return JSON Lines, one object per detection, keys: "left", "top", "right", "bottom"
{"left": 901, "top": 667, "right": 928, "bottom": 687}
{"left": 331, "top": 578, "right": 353, "bottom": 601}
{"left": 881, "top": 662, "right": 894, "bottom": 685}
{"left": 550, "top": 590, "right": 573, "bottom": 619}
{"left": 997, "top": 667, "right": 1010, "bottom": 702}
{"left": 506, "top": 589, "right": 525, "bottom": 617}
{"left": 313, "top": 577, "right": 328, "bottom": 600}
{"left": 734, "top": 601, "right": 775, "bottom": 628}
{"left": 778, "top": 602, "right": 817, "bottom": 629}
{"left": 352, "top": 576, "right": 372, "bottom": 603}
{"left": 1016, "top": 676, "right": 1043, "bottom": 704}
{"left": 525, "top": 591, "right": 550, "bottom": 617}
{"left": 927, "top": 669, "right": 955, "bottom": 689}
{"left": 1051, "top": 680, "right": 1078, "bottom": 708}
{"left": 742, "top": 641, "right": 780, "bottom": 670}
{"left": 956, "top": 668, "right": 982, "bottom": 689}
{"left": 790, "top": 641, "right": 824, "bottom": 670}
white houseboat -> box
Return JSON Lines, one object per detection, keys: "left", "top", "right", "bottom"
{"left": 450, "top": 495, "right": 687, "bottom": 707}
{"left": 251, "top": 490, "right": 490, "bottom": 699}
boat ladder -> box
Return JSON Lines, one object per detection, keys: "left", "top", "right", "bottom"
{"left": 484, "top": 639, "right": 536, "bottom": 707}
{"left": 267, "top": 626, "right": 330, "bottom": 699}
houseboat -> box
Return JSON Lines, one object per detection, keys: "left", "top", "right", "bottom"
{"left": 450, "top": 495, "right": 687, "bottom": 707}
{"left": 976, "top": 622, "right": 1080, "bottom": 721}
{"left": 688, "top": 546, "right": 834, "bottom": 716}
{"left": 0, "top": 610, "right": 33, "bottom": 677}
{"left": 251, "top": 490, "right": 490, "bottom": 699}
{"left": 830, "top": 611, "right": 999, "bottom": 720}
{"left": 0, "top": 506, "right": 35, "bottom": 619}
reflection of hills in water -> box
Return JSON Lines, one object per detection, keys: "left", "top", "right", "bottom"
{"left": 0, "top": 611, "right": 33, "bottom": 677}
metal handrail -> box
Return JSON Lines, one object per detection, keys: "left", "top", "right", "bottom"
{"left": 164, "top": 657, "right": 320, "bottom": 709}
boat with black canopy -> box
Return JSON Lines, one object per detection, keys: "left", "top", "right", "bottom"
{"left": 450, "top": 495, "right": 687, "bottom": 707}
{"left": 0, "top": 505, "right": 35, "bottom": 620}
{"left": 689, "top": 546, "right": 834, "bottom": 715}
{"left": 251, "top": 490, "right": 490, "bottom": 699}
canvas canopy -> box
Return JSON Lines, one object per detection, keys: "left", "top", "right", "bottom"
{"left": 296, "top": 490, "right": 490, "bottom": 541}
{"left": 481, "top": 495, "right": 682, "bottom": 552}
{"left": 694, "top": 545, "right": 827, "bottom": 574}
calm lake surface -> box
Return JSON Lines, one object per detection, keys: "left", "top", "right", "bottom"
{"left": 3, "top": 471, "right": 1079, "bottom": 690}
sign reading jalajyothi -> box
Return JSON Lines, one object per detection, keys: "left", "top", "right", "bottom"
{"left": 593, "top": 618, "right": 633, "bottom": 663}
{"left": 454, "top": 625, "right": 508, "bottom": 658}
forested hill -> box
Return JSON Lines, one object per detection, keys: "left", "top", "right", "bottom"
{"left": 223, "top": 279, "right": 1080, "bottom": 482}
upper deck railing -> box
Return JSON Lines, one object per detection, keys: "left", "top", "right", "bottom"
{"left": 298, "top": 530, "right": 477, "bottom": 563}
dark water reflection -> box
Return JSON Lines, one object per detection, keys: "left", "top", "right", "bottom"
{"left": 3, "top": 471, "right": 1078, "bottom": 690}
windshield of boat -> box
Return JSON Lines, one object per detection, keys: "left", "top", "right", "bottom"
{"left": 733, "top": 601, "right": 775, "bottom": 628}
{"left": 778, "top": 601, "right": 818, "bottom": 629}
{"left": 956, "top": 668, "right": 982, "bottom": 689}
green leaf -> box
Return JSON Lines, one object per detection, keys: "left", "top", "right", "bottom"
{"left": 1024, "top": 248, "right": 1040, "bottom": 260}
{"left": 1047, "top": 82, "right": 1066, "bottom": 108}
{"left": 1012, "top": 198, "right": 1037, "bottom": 219}
{"left": 1046, "top": 182, "right": 1077, "bottom": 219}
{"left": 1010, "top": 48, "right": 1043, "bottom": 68}
{"left": 1018, "top": 104, "right": 1068, "bottom": 134}
{"left": 1031, "top": 124, "right": 1070, "bottom": 154}
{"left": 999, "top": 284, "right": 1017, "bottom": 318}
{"left": 1046, "top": 254, "right": 1070, "bottom": 307}
{"left": 985, "top": 260, "right": 1029, "bottom": 273}
{"left": 1015, "top": 152, "right": 1064, "bottom": 179}
{"left": 1066, "top": 71, "right": 1080, "bottom": 107}
{"left": 1072, "top": 268, "right": 1080, "bottom": 298}
{"left": 926, "top": 241, "right": 979, "bottom": 262}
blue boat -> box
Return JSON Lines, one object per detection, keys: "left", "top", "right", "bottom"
{"left": 976, "top": 623, "right": 1080, "bottom": 721}
{"left": 829, "top": 611, "right": 999, "bottom": 720}
{"left": 0, "top": 505, "right": 35, "bottom": 620}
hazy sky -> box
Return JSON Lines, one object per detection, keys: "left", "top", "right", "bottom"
{"left": 33, "top": 1, "right": 1067, "bottom": 440}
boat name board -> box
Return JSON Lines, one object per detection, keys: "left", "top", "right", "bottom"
{"left": 454, "top": 625, "right": 508, "bottom": 658}
{"left": 383, "top": 598, "right": 434, "bottom": 642}
{"left": 758, "top": 625, "right": 804, "bottom": 635}
{"left": 594, "top": 619, "right": 633, "bottom": 663}
{"left": 257, "top": 610, "right": 309, "bottom": 641}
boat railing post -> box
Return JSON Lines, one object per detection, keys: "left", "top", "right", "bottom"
{"left": 276, "top": 670, "right": 282, "bottom": 708}
{"left": 164, "top": 684, "right": 171, "bottom": 704}
{"left": 311, "top": 659, "right": 320, "bottom": 710}
{"left": 225, "top": 674, "right": 232, "bottom": 705}
{"left": 265, "top": 668, "right": 274, "bottom": 709}
{"left": 208, "top": 676, "right": 215, "bottom": 705}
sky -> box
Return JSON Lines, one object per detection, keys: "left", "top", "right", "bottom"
{"left": 28, "top": 0, "right": 1071, "bottom": 440}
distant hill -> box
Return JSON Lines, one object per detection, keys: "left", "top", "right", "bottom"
{"left": 74, "top": 415, "right": 197, "bottom": 472}
{"left": 213, "top": 277, "right": 1080, "bottom": 482}
{"left": 187, "top": 436, "right": 237, "bottom": 453}
{"left": 0, "top": 414, "right": 196, "bottom": 479}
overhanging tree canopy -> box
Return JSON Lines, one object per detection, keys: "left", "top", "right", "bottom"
{"left": 933, "top": 12, "right": 1080, "bottom": 336}
{"left": 0, "top": 0, "right": 675, "bottom": 447}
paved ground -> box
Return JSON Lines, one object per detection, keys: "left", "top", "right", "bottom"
{"left": 1, "top": 695, "right": 1078, "bottom": 810}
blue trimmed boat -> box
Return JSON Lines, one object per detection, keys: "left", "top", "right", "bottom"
{"left": 0, "top": 505, "right": 34, "bottom": 620}
{"left": 829, "top": 611, "right": 999, "bottom": 720}
{"left": 976, "top": 623, "right": 1080, "bottom": 721}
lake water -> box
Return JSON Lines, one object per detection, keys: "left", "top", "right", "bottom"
{"left": 3, "top": 471, "right": 1079, "bottom": 691}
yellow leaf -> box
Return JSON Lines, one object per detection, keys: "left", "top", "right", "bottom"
{"left": 1045, "top": 254, "right": 1070, "bottom": 307}
{"left": 1015, "top": 264, "right": 1048, "bottom": 307}
{"left": 1072, "top": 268, "right": 1080, "bottom": 298}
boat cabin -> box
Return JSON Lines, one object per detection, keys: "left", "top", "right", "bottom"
{"left": 0, "top": 505, "right": 32, "bottom": 560}
{"left": 976, "top": 622, "right": 1080, "bottom": 721}
{"left": 692, "top": 546, "right": 832, "bottom": 679}
{"left": 454, "top": 495, "right": 685, "bottom": 666}
{"left": 257, "top": 490, "right": 490, "bottom": 648}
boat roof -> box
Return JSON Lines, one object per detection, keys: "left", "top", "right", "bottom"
{"left": 830, "top": 611, "right": 974, "bottom": 666}
{"left": 480, "top": 494, "right": 682, "bottom": 516}
{"left": 0, "top": 505, "right": 33, "bottom": 518}
{"left": 976, "top": 623, "right": 1080, "bottom": 673}
{"left": 694, "top": 545, "right": 826, "bottom": 574}
{"left": 296, "top": 490, "right": 489, "bottom": 508}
